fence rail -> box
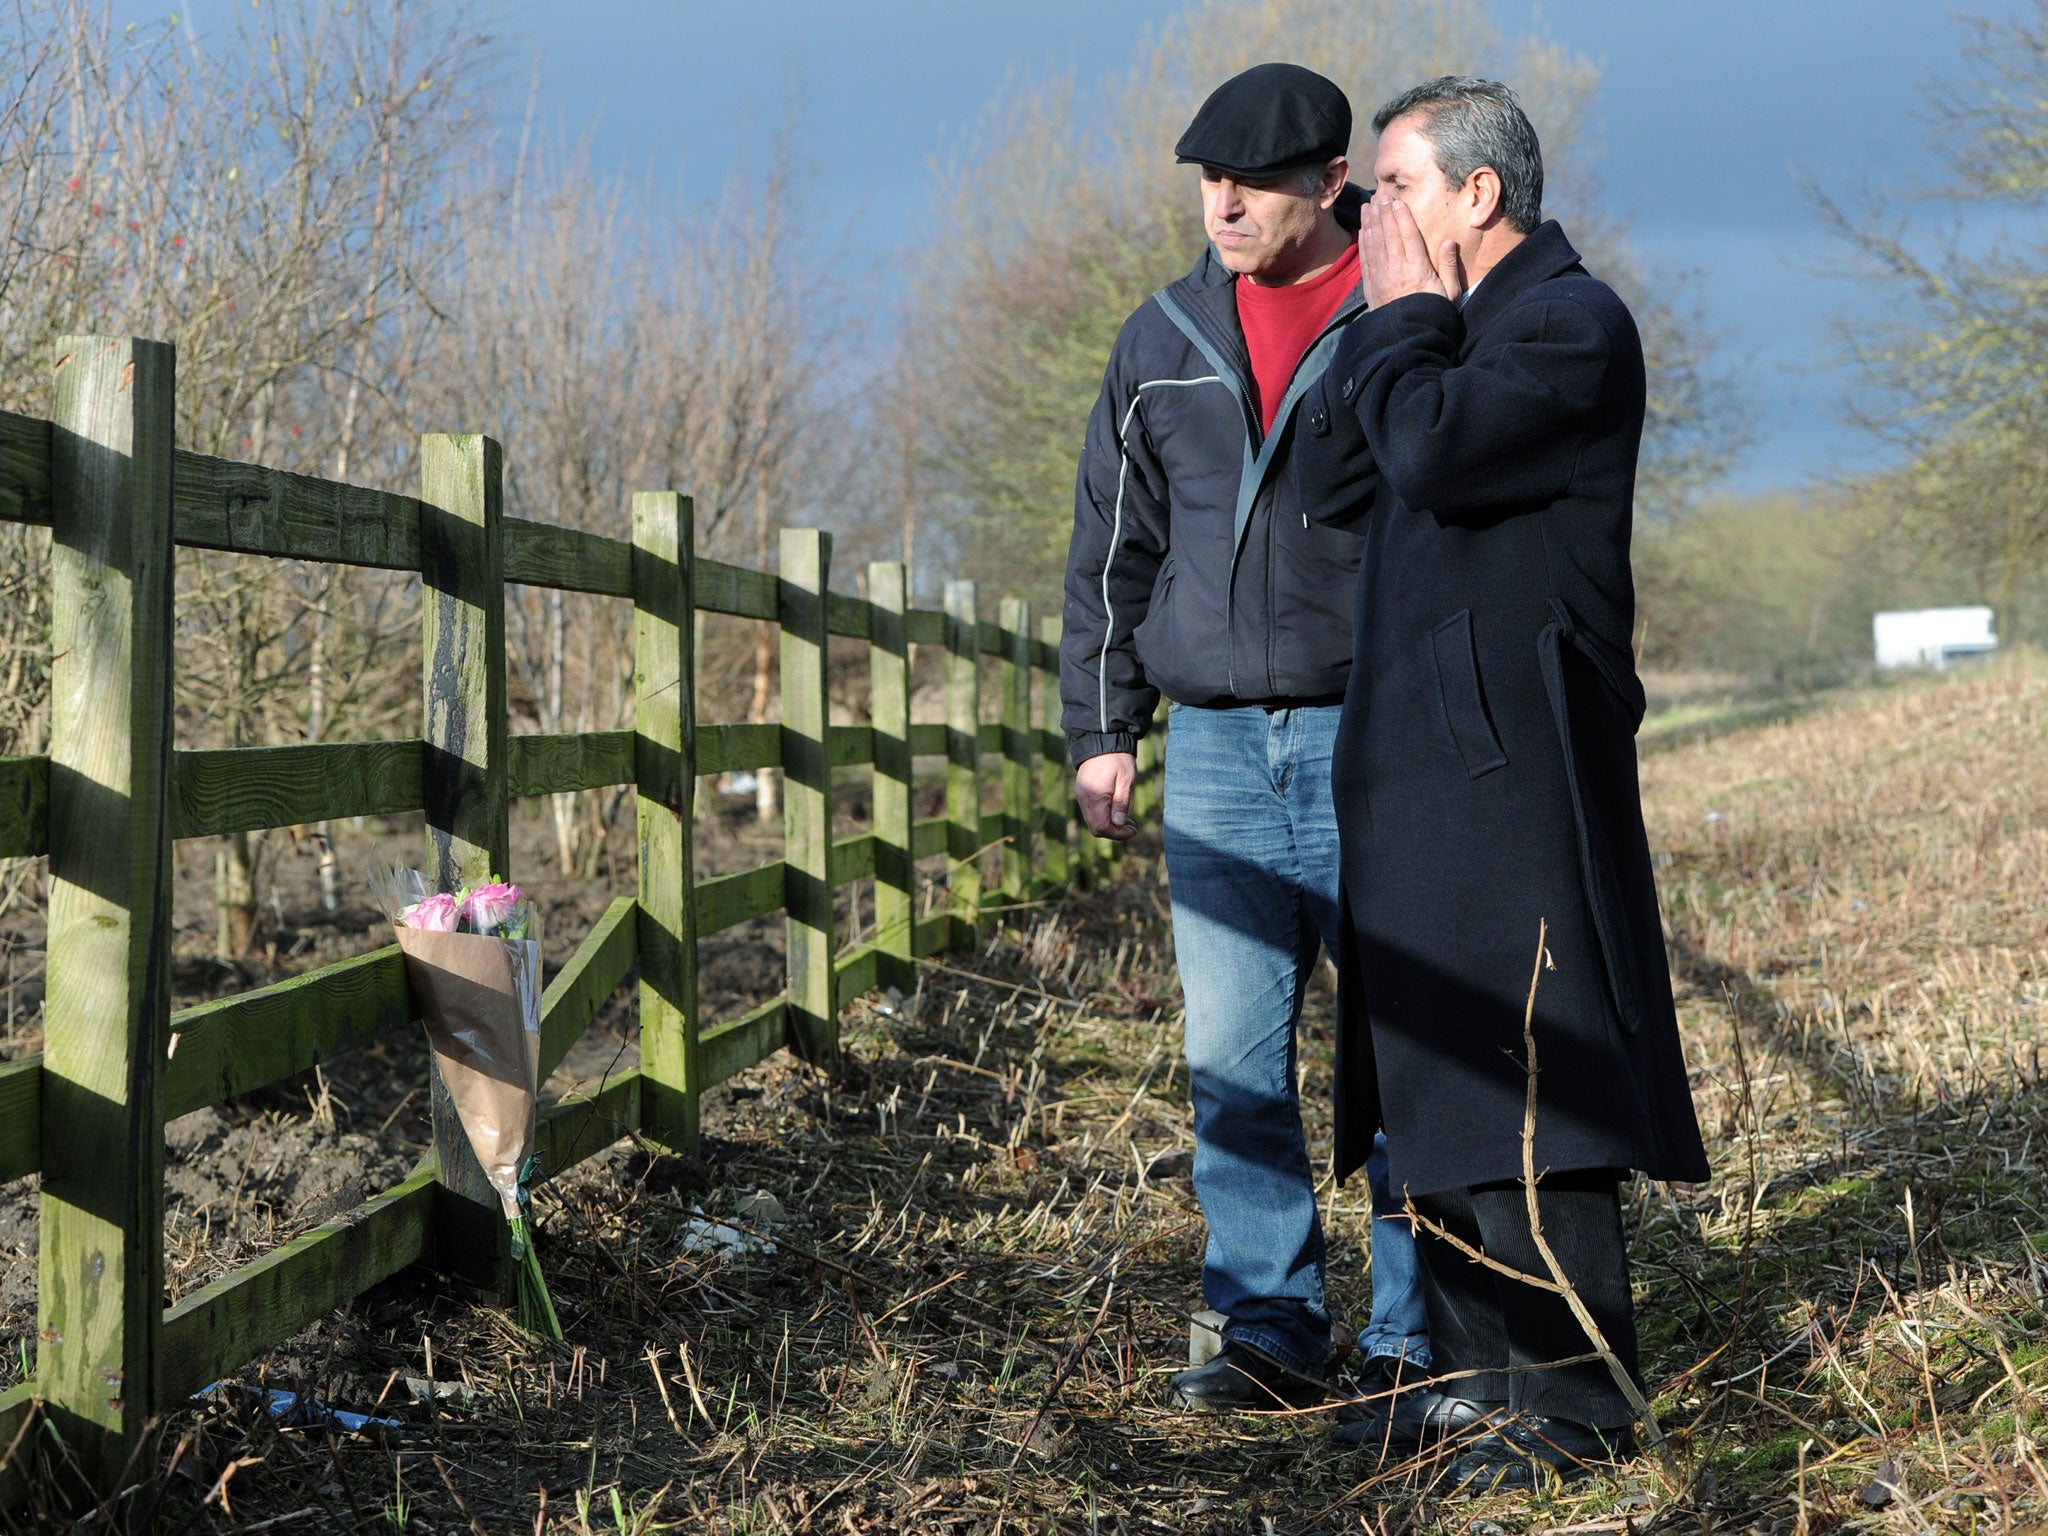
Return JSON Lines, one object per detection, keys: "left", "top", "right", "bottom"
{"left": 0, "top": 334, "right": 1163, "bottom": 1500}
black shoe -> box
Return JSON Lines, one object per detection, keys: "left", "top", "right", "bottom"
{"left": 1332, "top": 1383, "right": 1505, "bottom": 1454}
{"left": 1331, "top": 1353, "right": 1421, "bottom": 1427}
{"left": 1446, "top": 1415, "right": 1637, "bottom": 1489}
{"left": 1169, "top": 1342, "right": 1326, "bottom": 1413}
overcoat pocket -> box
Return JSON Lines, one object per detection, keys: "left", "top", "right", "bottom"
{"left": 1537, "top": 614, "right": 1646, "bottom": 1034}
{"left": 1429, "top": 609, "right": 1508, "bottom": 778}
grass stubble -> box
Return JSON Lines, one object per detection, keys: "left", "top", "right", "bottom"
{"left": 8, "top": 657, "right": 2048, "bottom": 1533}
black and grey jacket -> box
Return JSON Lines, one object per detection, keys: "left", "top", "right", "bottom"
{"left": 1060, "top": 188, "right": 1371, "bottom": 766}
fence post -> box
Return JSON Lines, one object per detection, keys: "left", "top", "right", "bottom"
{"left": 780, "top": 528, "right": 836, "bottom": 1062}
{"left": 999, "top": 597, "right": 1036, "bottom": 906}
{"left": 1133, "top": 722, "right": 1160, "bottom": 824}
{"left": 635, "top": 492, "right": 699, "bottom": 1150}
{"left": 1036, "top": 615, "right": 1070, "bottom": 897}
{"left": 419, "top": 432, "right": 512, "bottom": 1295}
{"left": 868, "top": 561, "right": 914, "bottom": 989}
{"left": 38, "top": 334, "right": 176, "bottom": 1475}
{"left": 943, "top": 580, "right": 983, "bottom": 947}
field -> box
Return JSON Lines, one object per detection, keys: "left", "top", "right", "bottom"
{"left": 6, "top": 657, "right": 2048, "bottom": 1533}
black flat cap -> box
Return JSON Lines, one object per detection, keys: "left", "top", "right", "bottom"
{"left": 1174, "top": 62, "right": 1350, "bottom": 179}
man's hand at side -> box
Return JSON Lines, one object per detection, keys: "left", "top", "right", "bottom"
{"left": 1075, "top": 752, "right": 1139, "bottom": 841}
{"left": 1358, "top": 197, "right": 1466, "bottom": 309}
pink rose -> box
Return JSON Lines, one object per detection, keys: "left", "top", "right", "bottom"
{"left": 462, "top": 881, "right": 527, "bottom": 937}
{"left": 401, "top": 891, "right": 461, "bottom": 932}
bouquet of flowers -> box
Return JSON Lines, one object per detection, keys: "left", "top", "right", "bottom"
{"left": 369, "top": 864, "right": 562, "bottom": 1337}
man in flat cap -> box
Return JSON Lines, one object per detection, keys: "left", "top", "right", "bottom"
{"left": 1297, "top": 76, "right": 1710, "bottom": 1485}
{"left": 1060, "top": 61, "right": 1430, "bottom": 1414}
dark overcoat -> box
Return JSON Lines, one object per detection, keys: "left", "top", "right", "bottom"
{"left": 1295, "top": 221, "right": 1710, "bottom": 1198}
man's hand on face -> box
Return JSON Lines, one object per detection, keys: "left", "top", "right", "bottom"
{"left": 1074, "top": 752, "right": 1139, "bottom": 842}
{"left": 1358, "top": 196, "right": 1466, "bottom": 310}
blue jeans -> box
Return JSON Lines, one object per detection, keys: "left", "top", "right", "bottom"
{"left": 1162, "top": 703, "right": 1431, "bottom": 1377}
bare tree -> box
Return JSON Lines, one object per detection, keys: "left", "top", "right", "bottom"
{"left": 0, "top": 0, "right": 488, "bottom": 953}
{"left": 889, "top": 0, "right": 1742, "bottom": 598}
{"left": 1814, "top": 1, "right": 2048, "bottom": 635}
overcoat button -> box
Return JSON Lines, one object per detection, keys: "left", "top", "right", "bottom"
{"left": 1340, "top": 377, "right": 1357, "bottom": 401}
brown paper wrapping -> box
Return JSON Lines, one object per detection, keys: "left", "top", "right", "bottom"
{"left": 396, "top": 927, "right": 541, "bottom": 1221}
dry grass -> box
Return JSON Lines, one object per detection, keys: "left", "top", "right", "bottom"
{"left": 9, "top": 656, "right": 2048, "bottom": 1533}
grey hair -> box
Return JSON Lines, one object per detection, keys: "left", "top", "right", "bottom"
{"left": 1371, "top": 77, "right": 1543, "bottom": 234}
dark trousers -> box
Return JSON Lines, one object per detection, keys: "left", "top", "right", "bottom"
{"left": 1409, "top": 1169, "right": 1640, "bottom": 1428}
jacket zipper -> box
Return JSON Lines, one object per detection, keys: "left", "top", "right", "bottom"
{"left": 1153, "top": 280, "right": 1368, "bottom": 698}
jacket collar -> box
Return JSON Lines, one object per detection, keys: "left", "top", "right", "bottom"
{"left": 1164, "top": 183, "right": 1370, "bottom": 440}
{"left": 1456, "top": 219, "right": 1584, "bottom": 336}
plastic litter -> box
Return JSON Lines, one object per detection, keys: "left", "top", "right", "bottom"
{"left": 193, "top": 1381, "right": 401, "bottom": 1436}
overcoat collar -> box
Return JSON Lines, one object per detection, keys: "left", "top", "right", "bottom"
{"left": 1456, "top": 219, "right": 1584, "bottom": 339}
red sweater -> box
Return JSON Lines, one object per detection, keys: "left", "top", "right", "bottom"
{"left": 1235, "top": 241, "right": 1361, "bottom": 435}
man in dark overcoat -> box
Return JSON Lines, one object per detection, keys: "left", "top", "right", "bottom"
{"left": 1294, "top": 76, "right": 1710, "bottom": 1487}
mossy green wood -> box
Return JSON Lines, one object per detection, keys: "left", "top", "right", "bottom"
{"left": 696, "top": 862, "right": 786, "bottom": 935}
{"left": 824, "top": 590, "right": 871, "bottom": 638}
{"left": 697, "top": 722, "right": 779, "bottom": 777}
{"left": 913, "top": 913, "right": 950, "bottom": 958}
{"left": 634, "top": 492, "right": 699, "bottom": 1150}
{"left": 38, "top": 335, "right": 176, "bottom": 1465}
{"left": 0, "top": 1056, "right": 37, "bottom": 1185}
{"left": 999, "top": 598, "right": 1036, "bottom": 901}
{"left": 418, "top": 432, "right": 512, "bottom": 1293}
{"left": 944, "top": 580, "right": 984, "bottom": 946}
{"left": 691, "top": 556, "right": 778, "bottom": 620}
{"left": 0, "top": 409, "right": 51, "bottom": 527}
{"left": 166, "top": 948, "right": 411, "bottom": 1119}
{"left": 699, "top": 997, "right": 790, "bottom": 1086}
{"left": 903, "top": 609, "right": 946, "bottom": 648}
{"left": 0, "top": 1382, "right": 37, "bottom": 1508}
{"left": 507, "top": 730, "right": 635, "bottom": 798}
{"left": 780, "top": 528, "right": 837, "bottom": 1062}
{"left": 174, "top": 448, "right": 422, "bottom": 571}
{"left": 868, "top": 562, "right": 914, "bottom": 987}
{"left": 533, "top": 1073, "right": 642, "bottom": 1180}
{"left": 1133, "top": 727, "right": 1158, "bottom": 822}
{"left": 536, "top": 894, "right": 640, "bottom": 1085}
{"left": 503, "top": 516, "right": 633, "bottom": 597}
{"left": 157, "top": 1167, "right": 436, "bottom": 1404}
{"left": 3, "top": 929, "right": 554, "bottom": 1186}
{"left": 830, "top": 832, "right": 876, "bottom": 886}
{"left": 171, "top": 740, "right": 424, "bottom": 838}
{"left": 833, "top": 942, "right": 881, "bottom": 1011}
{"left": 1037, "top": 616, "right": 1071, "bottom": 895}
{"left": 911, "top": 819, "right": 947, "bottom": 860}
{"left": 828, "top": 724, "right": 874, "bottom": 768}
{"left": 0, "top": 753, "right": 47, "bottom": 858}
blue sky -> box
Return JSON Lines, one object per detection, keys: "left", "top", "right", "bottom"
{"left": 484, "top": 0, "right": 2027, "bottom": 498}
{"left": 153, "top": 0, "right": 2033, "bottom": 497}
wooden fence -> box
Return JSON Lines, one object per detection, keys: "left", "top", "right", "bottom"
{"left": 0, "top": 334, "right": 1163, "bottom": 1495}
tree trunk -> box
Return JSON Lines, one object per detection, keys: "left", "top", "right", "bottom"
{"left": 750, "top": 476, "right": 780, "bottom": 821}
{"left": 216, "top": 833, "right": 256, "bottom": 959}
{"left": 547, "top": 586, "right": 578, "bottom": 873}
{"left": 308, "top": 608, "right": 339, "bottom": 910}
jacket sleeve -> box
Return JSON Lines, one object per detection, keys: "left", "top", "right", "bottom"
{"left": 1329, "top": 292, "right": 1611, "bottom": 515}
{"left": 1293, "top": 364, "right": 1379, "bottom": 537}
{"left": 1062, "top": 325, "right": 1170, "bottom": 766}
